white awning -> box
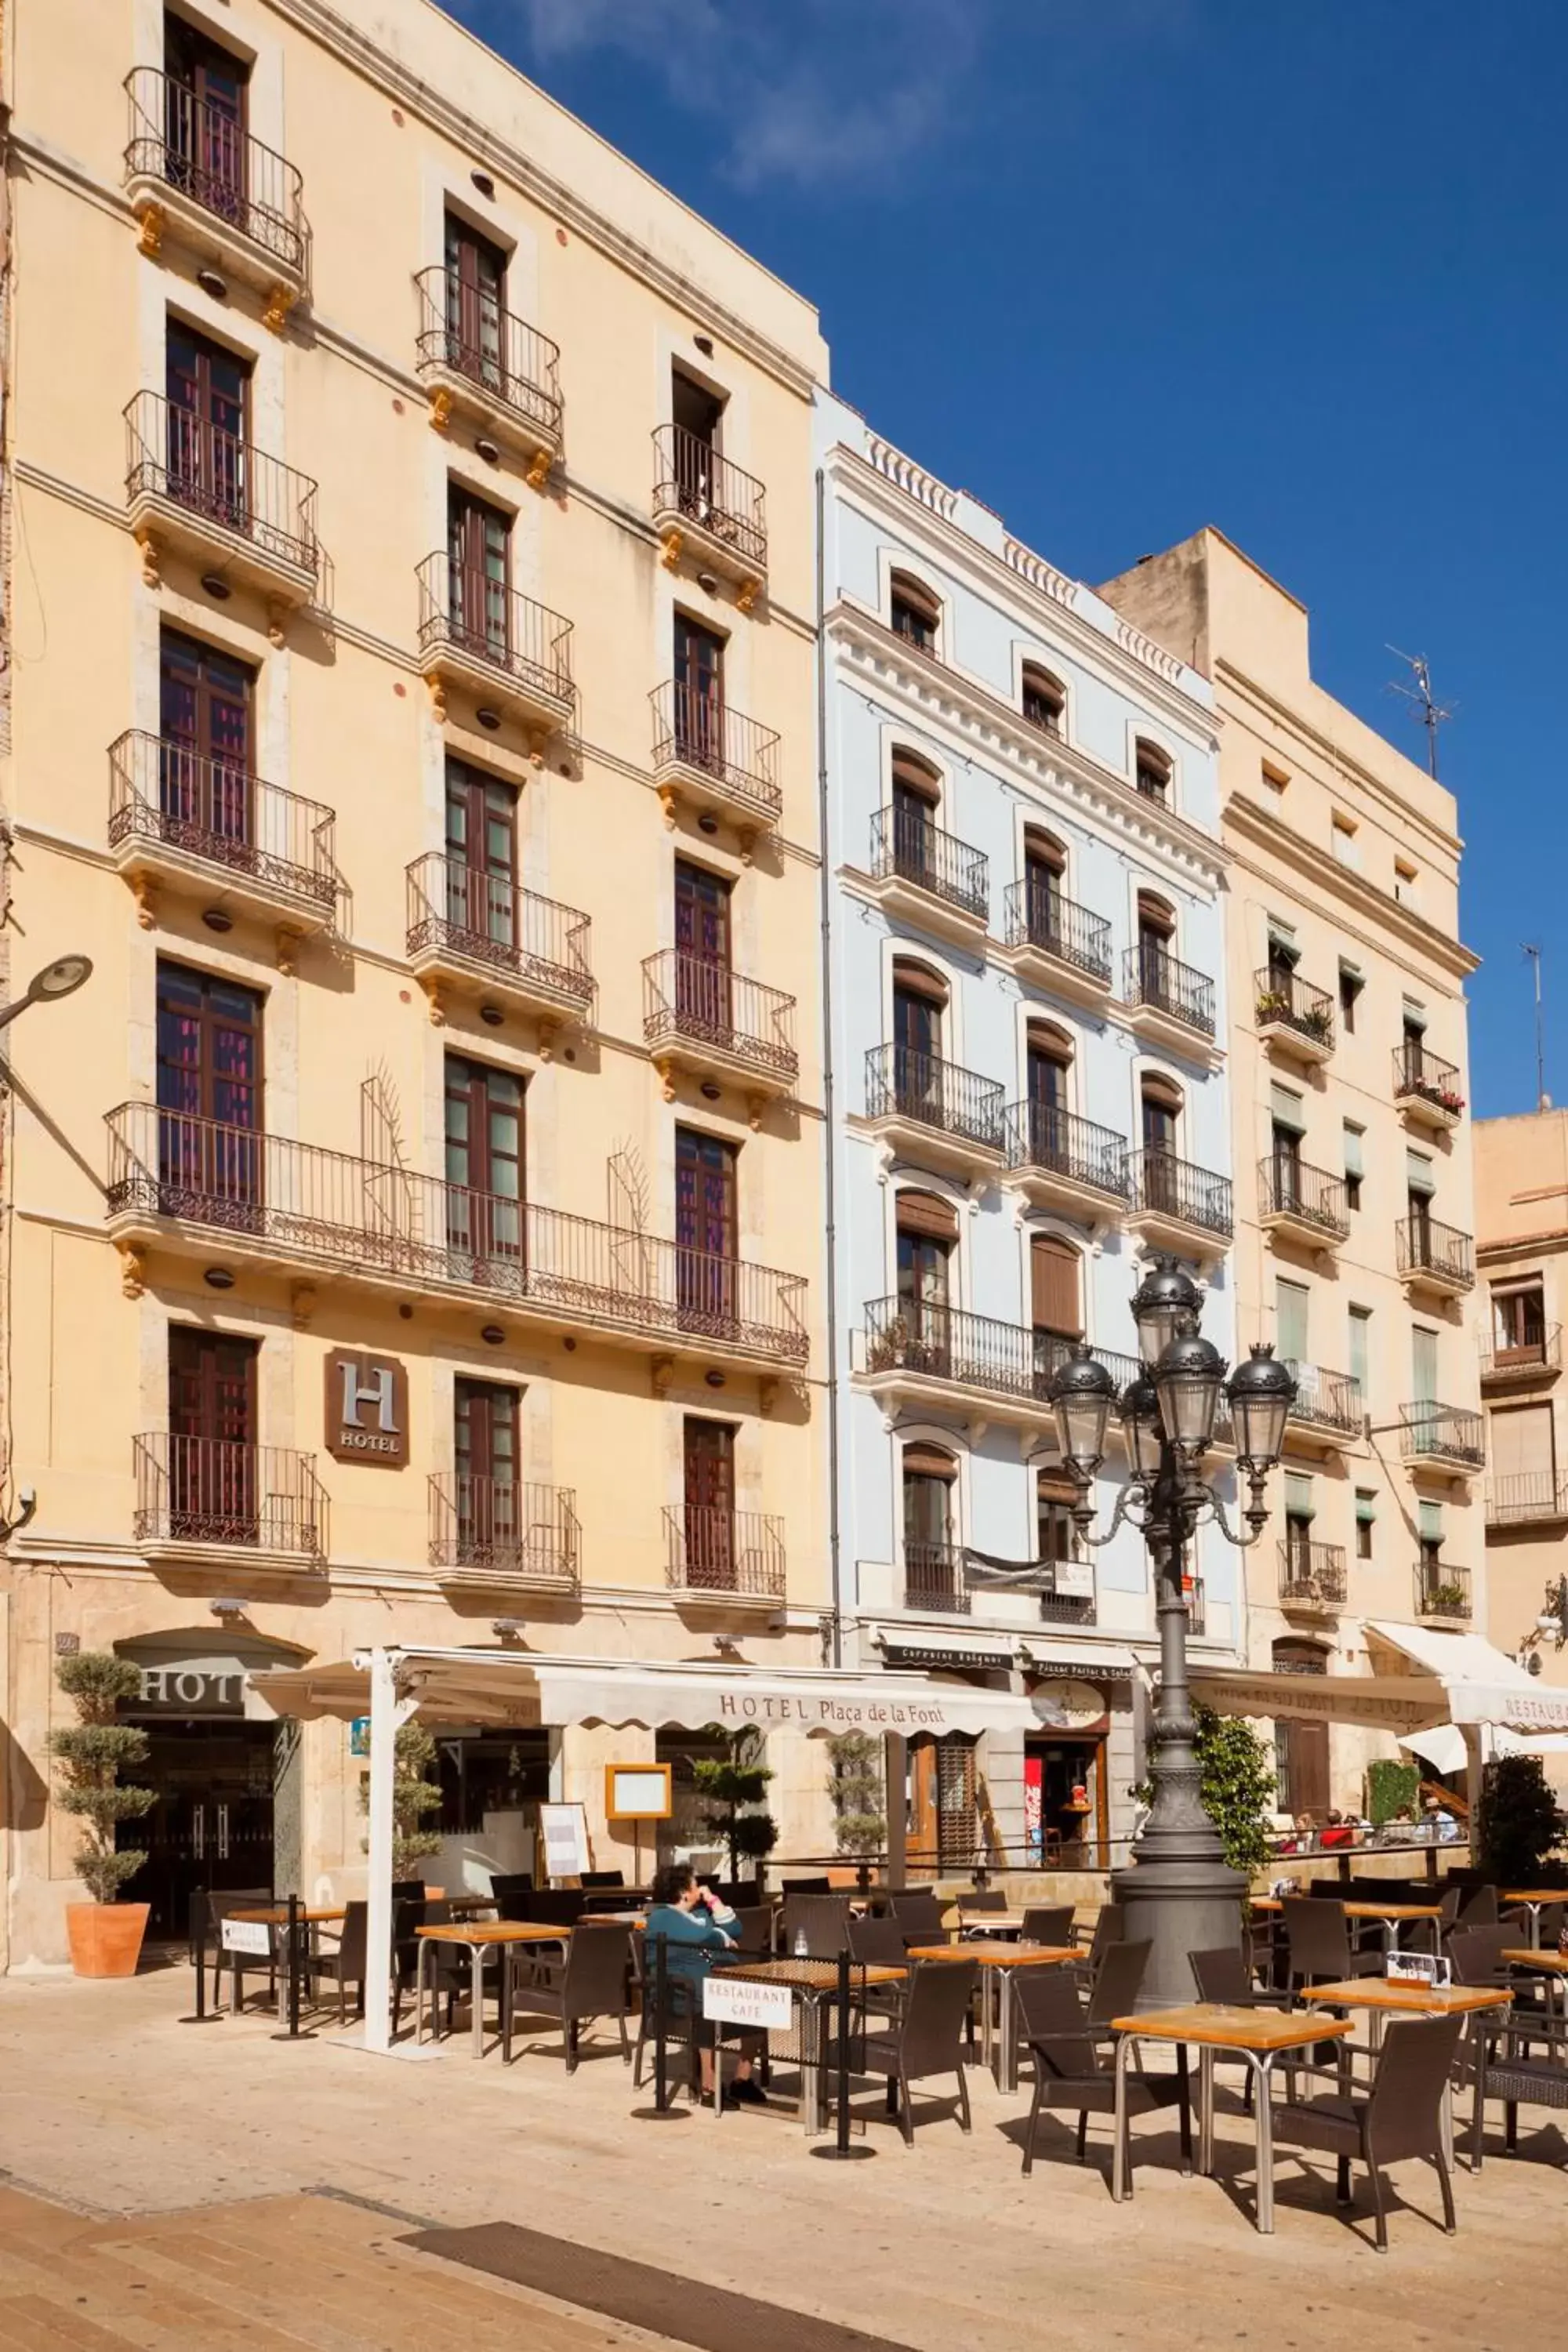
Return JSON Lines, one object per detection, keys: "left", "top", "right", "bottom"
{"left": 1191, "top": 1668, "right": 1446, "bottom": 1734}
{"left": 246, "top": 1646, "right": 1046, "bottom": 1740}
{"left": 1194, "top": 1624, "right": 1568, "bottom": 1740}
{"left": 1366, "top": 1621, "right": 1568, "bottom": 1736}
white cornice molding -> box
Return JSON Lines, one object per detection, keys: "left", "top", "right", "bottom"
{"left": 827, "top": 445, "right": 1218, "bottom": 741}
{"left": 1217, "top": 659, "right": 1462, "bottom": 863}
{"left": 264, "top": 0, "right": 820, "bottom": 401}
{"left": 827, "top": 602, "right": 1229, "bottom": 899}
{"left": 1225, "top": 792, "right": 1479, "bottom": 982}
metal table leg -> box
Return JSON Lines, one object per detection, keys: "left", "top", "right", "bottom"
{"left": 800, "top": 1990, "right": 821, "bottom": 2136}
{"left": 470, "top": 1942, "right": 485, "bottom": 2058}
{"left": 979, "top": 1970, "right": 994, "bottom": 2074}
{"left": 1250, "top": 2053, "right": 1276, "bottom": 2234}
{"left": 1198, "top": 2044, "right": 1215, "bottom": 2176}
{"left": 996, "top": 1969, "right": 1016, "bottom": 2094}
{"left": 415, "top": 1938, "right": 428, "bottom": 2046}
{"left": 1112, "top": 2033, "right": 1135, "bottom": 2202}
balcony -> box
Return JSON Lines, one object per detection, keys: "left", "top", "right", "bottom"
{"left": 1001, "top": 880, "right": 1113, "bottom": 1006}
{"left": 416, "top": 555, "right": 575, "bottom": 745}
{"left": 1415, "top": 1558, "right": 1472, "bottom": 1624}
{"left": 1486, "top": 1473, "right": 1568, "bottom": 1529}
{"left": 1397, "top": 1215, "right": 1475, "bottom": 1298}
{"left": 652, "top": 425, "right": 767, "bottom": 607}
{"left": 1125, "top": 1149, "right": 1233, "bottom": 1261}
{"left": 1254, "top": 967, "right": 1335, "bottom": 1065}
{"left": 405, "top": 854, "right": 593, "bottom": 1036}
{"left": 1002, "top": 1102, "right": 1128, "bottom": 1227}
{"left": 1186, "top": 1578, "right": 1207, "bottom": 1637}
{"left": 863, "top": 1044, "right": 1005, "bottom": 1181}
{"left": 664, "top": 1508, "right": 786, "bottom": 1608}
{"left": 1279, "top": 1540, "right": 1348, "bottom": 1616}
{"left": 1037, "top": 1559, "right": 1098, "bottom": 1626}
{"left": 413, "top": 267, "right": 563, "bottom": 483}
{"left": 124, "top": 68, "right": 309, "bottom": 319}
{"left": 642, "top": 951, "right": 797, "bottom": 1117}
{"left": 104, "top": 1104, "right": 808, "bottom": 1369}
{"left": 1122, "top": 944, "right": 1217, "bottom": 1051}
{"left": 109, "top": 731, "right": 337, "bottom": 947}
{"left": 1259, "top": 1155, "right": 1350, "bottom": 1251}
{"left": 429, "top": 1475, "right": 580, "bottom": 1594}
{"left": 132, "top": 1433, "right": 327, "bottom": 1577}
{"left": 1283, "top": 1363, "right": 1363, "bottom": 1451}
{"left": 650, "top": 681, "right": 782, "bottom": 850}
{"left": 1394, "top": 1043, "right": 1465, "bottom": 1132}
{"left": 866, "top": 808, "right": 989, "bottom": 945}
{"left": 1479, "top": 1325, "right": 1560, "bottom": 1385}
{"left": 862, "top": 1297, "right": 1053, "bottom": 1432}
{"left": 124, "top": 391, "right": 318, "bottom": 608}
{"left": 1399, "top": 1403, "right": 1486, "bottom": 1474}
{"left": 903, "top": 1540, "right": 970, "bottom": 1616}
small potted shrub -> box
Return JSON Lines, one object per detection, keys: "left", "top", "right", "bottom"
{"left": 48, "top": 1652, "right": 156, "bottom": 1976}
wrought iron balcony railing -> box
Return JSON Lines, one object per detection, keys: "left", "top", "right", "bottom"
{"left": 1279, "top": 1540, "right": 1348, "bottom": 1610}
{"left": 428, "top": 1473, "right": 580, "bottom": 1584}
{"left": 1127, "top": 1149, "right": 1233, "bottom": 1240}
{"left": 1397, "top": 1215, "right": 1475, "bottom": 1290}
{"left": 1415, "top": 1558, "right": 1472, "bottom": 1620}
{"left": 412, "top": 267, "right": 562, "bottom": 440}
{"left": 1259, "top": 1154, "right": 1350, "bottom": 1240}
{"left": 1479, "top": 1323, "right": 1560, "bottom": 1381}
{"left": 1393, "top": 1042, "right": 1465, "bottom": 1119}
{"left": 641, "top": 951, "right": 797, "bottom": 1080}
{"left": 1186, "top": 1578, "right": 1207, "bottom": 1635}
{"left": 1283, "top": 1363, "right": 1363, "bottom": 1436}
{"left": 664, "top": 1506, "right": 786, "bottom": 1600}
{"left": 865, "top": 1044, "right": 1004, "bottom": 1152}
{"left": 105, "top": 1103, "right": 808, "bottom": 1363}
{"left": 132, "top": 1432, "right": 327, "bottom": 1559}
{"left": 652, "top": 424, "right": 767, "bottom": 572}
{"left": 109, "top": 731, "right": 336, "bottom": 915}
{"left": 1123, "top": 943, "right": 1216, "bottom": 1038}
{"left": 1036, "top": 1559, "right": 1097, "bottom": 1625}
{"left": 125, "top": 390, "right": 318, "bottom": 577}
{"left": 1399, "top": 1403, "right": 1486, "bottom": 1470}
{"left": 649, "top": 681, "right": 781, "bottom": 819}
{"left": 416, "top": 554, "right": 575, "bottom": 711}
{"left": 904, "top": 1539, "right": 968, "bottom": 1615}
{"left": 1002, "top": 879, "right": 1112, "bottom": 982}
{"left": 405, "top": 855, "right": 593, "bottom": 1005}
{"left": 865, "top": 1295, "right": 1047, "bottom": 1410}
{"left": 1486, "top": 1472, "right": 1568, "bottom": 1526}
{"left": 1002, "top": 1102, "right": 1129, "bottom": 1199}
{"left": 125, "top": 67, "right": 308, "bottom": 275}
{"left": 869, "top": 806, "right": 989, "bottom": 924}
{"left": 1254, "top": 966, "right": 1335, "bottom": 1051}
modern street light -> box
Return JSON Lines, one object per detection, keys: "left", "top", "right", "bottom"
{"left": 1047, "top": 1256, "right": 1297, "bottom": 2008}
{"left": 0, "top": 954, "right": 93, "bottom": 1037}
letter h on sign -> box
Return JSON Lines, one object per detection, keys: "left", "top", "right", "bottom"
{"left": 325, "top": 1350, "right": 409, "bottom": 1469}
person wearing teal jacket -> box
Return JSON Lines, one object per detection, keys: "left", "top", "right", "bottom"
{"left": 644, "top": 1862, "right": 766, "bottom": 2107}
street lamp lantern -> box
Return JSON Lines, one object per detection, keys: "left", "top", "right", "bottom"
{"left": 1151, "top": 1331, "right": 1227, "bottom": 1459}
{"left": 1226, "top": 1342, "right": 1296, "bottom": 1475}
{"left": 1120, "top": 1374, "right": 1163, "bottom": 1482}
{"left": 1131, "top": 1254, "right": 1202, "bottom": 1367}
{"left": 0, "top": 954, "right": 94, "bottom": 1040}
{"left": 1049, "top": 1341, "right": 1117, "bottom": 1479}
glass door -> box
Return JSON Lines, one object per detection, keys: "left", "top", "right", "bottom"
{"left": 445, "top": 1056, "right": 524, "bottom": 1276}
{"left": 160, "top": 628, "right": 253, "bottom": 862}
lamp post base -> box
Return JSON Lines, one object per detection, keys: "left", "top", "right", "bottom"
{"left": 1111, "top": 1852, "right": 1246, "bottom": 2011}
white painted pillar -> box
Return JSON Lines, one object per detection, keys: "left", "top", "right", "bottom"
{"left": 362, "top": 1649, "right": 414, "bottom": 2054}
{"left": 1461, "top": 1722, "right": 1487, "bottom": 1849}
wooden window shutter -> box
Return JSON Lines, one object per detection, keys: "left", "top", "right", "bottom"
{"left": 902, "top": 1444, "right": 957, "bottom": 1479}
{"left": 895, "top": 1188, "right": 959, "bottom": 1243}
{"left": 892, "top": 958, "right": 948, "bottom": 1007}
{"left": 1030, "top": 1234, "right": 1081, "bottom": 1337}
{"left": 1492, "top": 1404, "right": 1553, "bottom": 1484}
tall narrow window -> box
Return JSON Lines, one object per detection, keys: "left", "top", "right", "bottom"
{"left": 1493, "top": 1283, "right": 1547, "bottom": 1368}
{"left": 1140, "top": 1075, "right": 1182, "bottom": 1215}
{"left": 1020, "top": 662, "right": 1065, "bottom": 737}
{"left": 1342, "top": 1121, "right": 1364, "bottom": 1212}
{"left": 1411, "top": 1325, "right": 1439, "bottom": 1423}
{"left": 1355, "top": 1489, "right": 1376, "bottom": 1560}
{"left": 1401, "top": 1003, "right": 1428, "bottom": 1085}
{"left": 673, "top": 611, "right": 725, "bottom": 771}
{"left": 889, "top": 750, "right": 942, "bottom": 891}
{"left": 902, "top": 1442, "right": 957, "bottom": 1609}
{"left": 443, "top": 212, "right": 506, "bottom": 392}
{"left": 165, "top": 321, "right": 249, "bottom": 532}
{"left": 159, "top": 627, "right": 253, "bottom": 854}
{"left": 1490, "top": 1403, "right": 1556, "bottom": 1522}
{"left": 1282, "top": 1472, "right": 1316, "bottom": 1573}
{"left": 1270, "top": 1082, "right": 1305, "bottom": 1203}
{"left": 164, "top": 13, "right": 249, "bottom": 221}
{"left": 445, "top": 1055, "right": 524, "bottom": 1268}
{"left": 891, "top": 956, "right": 947, "bottom": 1116}
{"left": 445, "top": 758, "right": 517, "bottom": 952}
{"left": 1276, "top": 1278, "right": 1308, "bottom": 1370}
{"left": 672, "top": 367, "right": 723, "bottom": 450}
{"left": 673, "top": 858, "right": 733, "bottom": 1040}
{"left": 1134, "top": 740, "right": 1171, "bottom": 803}
{"left": 1348, "top": 1305, "right": 1371, "bottom": 1402}
{"left": 1338, "top": 961, "right": 1363, "bottom": 1034}
{"left": 1330, "top": 815, "right": 1359, "bottom": 868}
{"left": 169, "top": 1326, "right": 258, "bottom": 1541}
{"left": 455, "top": 1379, "right": 520, "bottom": 1561}
{"left": 1406, "top": 1148, "right": 1435, "bottom": 1255}
{"left": 156, "top": 961, "right": 263, "bottom": 1218}
{"left": 1136, "top": 892, "right": 1175, "bottom": 996}
{"left": 668, "top": 369, "right": 725, "bottom": 526}
{"left": 895, "top": 1190, "right": 955, "bottom": 1368}
{"left": 1022, "top": 826, "right": 1065, "bottom": 949}
{"left": 1030, "top": 1236, "right": 1082, "bottom": 1386}
{"left": 675, "top": 1127, "right": 739, "bottom": 1334}
{"left": 448, "top": 485, "right": 510, "bottom": 662}
{"left": 889, "top": 571, "right": 940, "bottom": 652}
{"left": 683, "top": 1417, "right": 736, "bottom": 1588}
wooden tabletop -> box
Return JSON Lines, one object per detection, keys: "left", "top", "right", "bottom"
{"left": 723, "top": 1958, "right": 906, "bottom": 1991}
{"left": 959, "top": 1912, "right": 1025, "bottom": 1929}
{"left": 908, "top": 1941, "right": 1078, "bottom": 1968}
{"left": 1299, "top": 1979, "right": 1512, "bottom": 2015}
{"left": 588, "top": 1911, "right": 648, "bottom": 1927}
{"left": 415, "top": 1921, "right": 570, "bottom": 1947}
{"left": 229, "top": 1906, "right": 344, "bottom": 1926}
{"left": 1252, "top": 1896, "right": 1443, "bottom": 1921}
{"left": 1502, "top": 1947, "right": 1568, "bottom": 1973}
{"left": 1501, "top": 1889, "right": 1568, "bottom": 1905}
{"left": 1112, "top": 2002, "right": 1355, "bottom": 2053}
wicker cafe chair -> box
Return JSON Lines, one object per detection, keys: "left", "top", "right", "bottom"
{"left": 310, "top": 1899, "right": 368, "bottom": 2024}
{"left": 887, "top": 1889, "right": 950, "bottom": 1947}
{"left": 826, "top": 1958, "right": 978, "bottom": 2145}
{"left": 780, "top": 1893, "right": 852, "bottom": 1959}
{"left": 1270, "top": 2013, "right": 1462, "bottom": 2250}
{"left": 504, "top": 1923, "right": 634, "bottom": 2072}
{"left": 1015, "top": 1948, "right": 1190, "bottom": 2181}
{"left": 1020, "top": 1904, "right": 1075, "bottom": 1948}
{"left": 1281, "top": 1896, "right": 1384, "bottom": 1991}
{"left": 205, "top": 1887, "right": 274, "bottom": 2013}
{"left": 1190, "top": 1945, "right": 1294, "bottom": 2113}
{"left": 1456, "top": 2008, "right": 1568, "bottom": 2168}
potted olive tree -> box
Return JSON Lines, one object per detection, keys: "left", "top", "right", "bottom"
{"left": 48, "top": 1652, "right": 155, "bottom": 1976}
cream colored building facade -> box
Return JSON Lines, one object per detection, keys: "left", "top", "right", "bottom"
{"left": 0, "top": 0, "right": 831, "bottom": 1966}
{"left": 1475, "top": 1111, "right": 1568, "bottom": 1690}
{"left": 1102, "top": 530, "right": 1484, "bottom": 1815}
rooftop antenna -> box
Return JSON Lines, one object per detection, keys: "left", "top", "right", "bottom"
{"left": 1385, "top": 647, "right": 1454, "bottom": 781}
{"left": 1524, "top": 943, "right": 1549, "bottom": 1109}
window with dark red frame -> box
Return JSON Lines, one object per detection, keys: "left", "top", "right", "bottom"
{"left": 445, "top": 1055, "right": 524, "bottom": 1269}
{"left": 155, "top": 961, "right": 263, "bottom": 1218}
{"left": 455, "top": 1377, "right": 521, "bottom": 1558}
{"left": 682, "top": 1416, "right": 736, "bottom": 1588}
{"left": 163, "top": 12, "right": 248, "bottom": 224}
{"left": 160, "top": 627, "right": 253, "bottom": 855}
{"left": 675, "top": 1126, "right": 737, "bottom": 1332}
{"left": 168, "top": 1325, "right": 259, "bottom": 1541}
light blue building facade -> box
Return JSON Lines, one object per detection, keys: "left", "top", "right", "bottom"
{"left": 817, "top": 397, "right": 1235, "bottom": 1869}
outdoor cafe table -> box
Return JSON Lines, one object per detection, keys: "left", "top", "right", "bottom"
{"left": 228, "top": 1906, "right": 345, "bottom": 2018}
{"left": 1252, "top": 1895, "right": 1446, "bottom": 1953}
{"left": 415, "top": 1922, "right": 570, "bottom": 2057}
{"left": 717, "top": 1958, "right": 906, "bottom": 2134}
{"left": 1298, "top": 1979, "right": 1512, "bottom": 2169}
{"left": 1501, "top": 1947, "right": 1568, "bottom": 2022}
{"left": 1110, "top": 2003, "right": 1352, "bottom": 2234}
{"left": 1501, "top": 1892, "right": 1568, "bottom": 1947}
{"left": 907, "top": 1941, "right": 1079, "bottom": 2091}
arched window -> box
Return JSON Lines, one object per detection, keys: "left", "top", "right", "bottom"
{"left": 890, "top": 571, "right": 941, "bottom": 653}
{"left": 1021, "top": 662, "right": 1065, "bottom": 738}
{"left": 1140, "top": 1071, "right": 1183, "bottom": 1162}
{"left": 1025, "top": 1018, "right": 1074, "bottom": 1112}
{"left": 1030, "top": 1232, "right": 1082, "bottom": 1350}
{"left": 902, "top": 1439, "right": 958, "bottom": 1609}
{"left": 895, "top": 1188, "right": 956, "bottom": 1332}
{"left": 890, "top": 956, "right": 947, "bottom": 1093}
{"left": 1134, "top": 739, "right": 1172, "bottom": 803}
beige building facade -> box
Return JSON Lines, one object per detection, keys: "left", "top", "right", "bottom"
{"left": 0, "top": 0, "right": 833, "bottom": 1965}
{"left": 1102, "top": 530, "right": 1484, "bottom": 1815}
{"left": 1475, "top": 1111, "right": 1568, "bottom": 1689}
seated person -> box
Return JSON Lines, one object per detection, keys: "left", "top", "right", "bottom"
{"left": 1319, "top": 1809, "right": 1356, "bottom": 1849}
{"left": 644, "top": 1863, "right": 766, "bottom": 2109}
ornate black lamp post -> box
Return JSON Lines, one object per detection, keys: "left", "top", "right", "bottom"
{"left": 1047, "top": 1257, "right": 1296, "bottom": 2008}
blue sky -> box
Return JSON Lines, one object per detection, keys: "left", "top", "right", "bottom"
{"left": 457, "top": 1, "right": 1565, "bottom": 1117}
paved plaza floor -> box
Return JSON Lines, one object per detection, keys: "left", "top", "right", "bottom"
{"left": 1, "top": 1963, "right": 1564, "bottom": 2350}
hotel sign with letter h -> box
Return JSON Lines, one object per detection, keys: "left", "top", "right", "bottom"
{"left": 325, "top": 1350, "right": 409, "bottom": 1469}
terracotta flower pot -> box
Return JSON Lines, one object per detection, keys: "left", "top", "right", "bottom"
{"left": 64, "top": 1901, "right": 150, "bottom": 1979}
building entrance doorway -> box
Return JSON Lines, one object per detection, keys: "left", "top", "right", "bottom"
{"left": 124, "top": 1718, "right": 278, "bottom": 1940}
{"left": 1025, "top": 1736, "right": 1108, "bottom": 1867}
